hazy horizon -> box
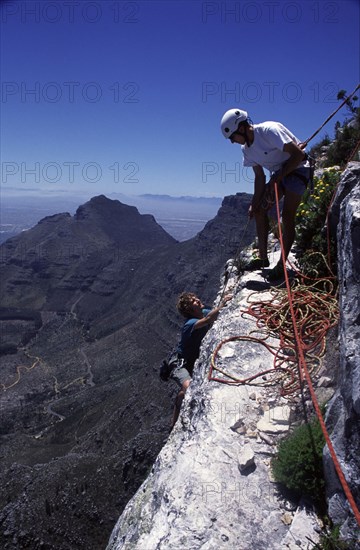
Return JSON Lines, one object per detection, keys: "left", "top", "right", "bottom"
{"left": 0, "top": 189, "right": 226, "bottom": 243}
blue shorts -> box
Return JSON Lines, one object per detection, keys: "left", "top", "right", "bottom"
{"left": 281, "top": 167, "right": 310, "bottom": 196}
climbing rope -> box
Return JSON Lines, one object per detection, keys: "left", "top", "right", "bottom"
{"left": 272, "top": 181, "right": 360, "bottom": 526}
{"left": 219, "top": 84, "right": 359, "bottom": 300}
{"left": 209, "top": 276, "right": 338, "bottom": 394}
{"left": 346, "top": 137, "right": 360, "bottom": 164}
{"left": 210, "top": 180, "right": 360, "bottom": 526}
{"left": 211, "top": 88, "right": 360, "bottom": 523}
{"left": 301, "top": 83, "right": 360, "bottom": 149}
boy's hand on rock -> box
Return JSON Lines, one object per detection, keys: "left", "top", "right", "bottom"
{"left": 221, "top": 294, "right": 233, "bottom": 307}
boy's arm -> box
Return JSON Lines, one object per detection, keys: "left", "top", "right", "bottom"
{"left": 272, "top": 141, "right": 306, "bottom": 183}
{"left": 193, "top": 295, "right": 232, "bottom": 330}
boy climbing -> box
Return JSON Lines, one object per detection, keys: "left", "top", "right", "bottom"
{"left": 170, "top": 292, "right": 232, "bottom": 427}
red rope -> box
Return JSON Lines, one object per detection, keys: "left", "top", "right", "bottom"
{"left": 209, "top": 280, "right": 338, "bottom": 396}
{"left": 209, "top": 334, "right": 297, "bottom": 388}
{"left": 346, "top": 138, "right": 360, "bottom": 164}
{"left": 209, "top": 175, "right": 360, "bottom": 524}
{"left": 273, "top": 181, "right": 360, "bottom": 526}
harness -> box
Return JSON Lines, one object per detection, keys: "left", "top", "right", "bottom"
{"left": 281, "top": 152, "right": 315, "bottom": 189}
{"left": 261, "top": 152, "right": 316, "bottom": 211}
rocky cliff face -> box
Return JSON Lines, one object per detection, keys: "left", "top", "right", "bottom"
{"left": 0, "top": 193, "right": 256, "bottom": 549}
{"left": 107, "top": 250, "right": 323, "bottom": 550}
{"left": 324, "top": 162, "right": 360, "bottom": 541}
{"left": 107, "top": 165, "right": 360, "bottom": 549}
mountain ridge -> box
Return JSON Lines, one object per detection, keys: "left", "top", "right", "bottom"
{"left": 107, "top": 162, "right": 360, "bottom": 550}
{"left": 1, "top": 192, "right": 223, "bottom": 244}
{"left": 0, "top": 191, "right": 256, "bottom": 549}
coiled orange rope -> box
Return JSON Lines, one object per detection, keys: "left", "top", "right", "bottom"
{"left": 209, "top": 278, "right": 338, "bottom": 395}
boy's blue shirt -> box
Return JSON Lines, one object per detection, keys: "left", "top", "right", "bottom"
{"left": 177, "top": 308, "right": 211, "bottom": 366}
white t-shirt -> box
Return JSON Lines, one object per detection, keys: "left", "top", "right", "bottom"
{"left": 242, "top": 121, "right": 307, "bottom": 173}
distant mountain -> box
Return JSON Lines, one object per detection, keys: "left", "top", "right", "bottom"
{"left": 108, "top": 193, "right": 223, "bottom": 241}
{"left": 0, "top": 195, "right": 175, "bottom": 310}
{"left": 0, "top": 193, "right": 255, "bottom": 550}
{"left": 0, "top": 192, "right": 223, "bottom": 244}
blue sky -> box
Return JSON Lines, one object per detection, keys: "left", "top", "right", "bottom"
{"left": 1, "top": 0, "right": 359, "bottom": 199}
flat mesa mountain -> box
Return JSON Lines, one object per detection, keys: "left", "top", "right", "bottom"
{"left": 0, "top": 193, "right": 256, "bottom": 550}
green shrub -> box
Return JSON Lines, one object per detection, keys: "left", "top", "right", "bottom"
{"left": 325, "top": 118, "right": 360, "bottom": 167}
{"left": 324, "top": 90, "right": 360, "bottom": 167}
{"left": 271, "top": 416, "right": 326, "bottom": 510}
{"left": 309, "top": 134, "right": 332, "bottom": 159}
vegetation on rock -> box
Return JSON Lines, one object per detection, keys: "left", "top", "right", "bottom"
{"left": 310, "top": 89, "right": 360, "bottom": 168}
{"left": 295, "top": 89, "right": 359, "bottom": 278}
{"left": 312, "top": 524, "right": 359, "bottom": 550}
{"left": 271, "top": 416, "right": 326, "bottom": 511}
{"left": 295, "top": 168, "right": 341, "bottom": 278}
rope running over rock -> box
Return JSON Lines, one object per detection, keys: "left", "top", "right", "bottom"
{"left": 209, "top": 274, "right": 338, "bottom": 396}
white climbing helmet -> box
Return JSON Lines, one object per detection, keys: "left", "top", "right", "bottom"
{"left": 220, "top": 109, "right": 248, "bottom": 139}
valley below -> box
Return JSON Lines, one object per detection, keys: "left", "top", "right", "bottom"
{"left": 0, "top": 193, "right": 255, "bottom": 549}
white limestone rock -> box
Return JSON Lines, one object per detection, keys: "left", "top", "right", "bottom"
{"left": 238, "top": 444, "right": 255, "bottom": 473}
{"left": 280, "top": 504, "right": 321, "bottom": 549}
{"left": 324, "top": 170, "right": 360, "bottom": 541}
{"left": 217, "top": 343, "right": 236, "bottom": 359}
{"left": 317, "top": 376, "right": 332, "bottom": 388}
{"left": 329, "top": 161, "right": 360, "bottom": 236}
{"left": 256, "top": 405, "right": 291, "bottom": 434}
{"left": 107, "top": 249, "right": 323, "bottom": 550}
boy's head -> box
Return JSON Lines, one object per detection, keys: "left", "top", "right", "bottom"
{"left": 177, "top": 292, "right": 203, "bottom": 318}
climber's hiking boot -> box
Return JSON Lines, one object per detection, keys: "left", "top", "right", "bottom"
{"left": 267, "top": 263, "right": 285, "bottom": 282}
{"left": 244, "top": 258, "right": 270, "bottom": 271}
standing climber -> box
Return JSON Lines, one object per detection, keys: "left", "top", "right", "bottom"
{"left": 220, "top": 109, "right": 311, "bottom": 280}
{"left": 170, "top": 292, "right": 232, "bottom": 427}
